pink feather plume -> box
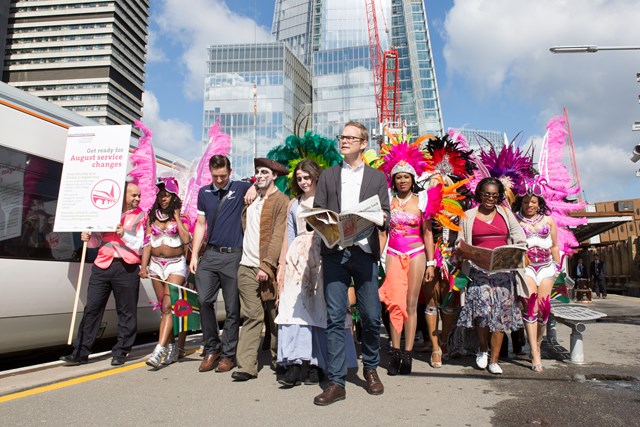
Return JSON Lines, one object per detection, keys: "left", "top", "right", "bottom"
{"left": 182, "top": 121, "right": 232, "bottom": 232}
{"left": 129, "top": 121, "right": 157, "bottom": 212}
{"left": 538, "top": 116, "right": 587, "bottom": 254}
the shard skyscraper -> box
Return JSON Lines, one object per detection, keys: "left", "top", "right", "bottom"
{"left": 272, "top": 0, "right": 444, "bottom": 139}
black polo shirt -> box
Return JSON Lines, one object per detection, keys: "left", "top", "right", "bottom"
{"left": 196, "top": 180, "right": 251, "bottom": 247}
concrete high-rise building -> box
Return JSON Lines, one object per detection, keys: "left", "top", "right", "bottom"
{"left": 2, "top": 0, "right": 149, "bottom": 127}
{"left": 203, "top": 42, "right": 312, "bottom": 179}
{"left": 272, "top": 0, "right": 444, "bottom": 140}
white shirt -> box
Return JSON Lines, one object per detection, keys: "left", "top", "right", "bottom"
{"left": 240, "top": 196, "right": 263, "bottom": 268}
{"left": 340, "top": 161, "right": 371, "bottom": 253}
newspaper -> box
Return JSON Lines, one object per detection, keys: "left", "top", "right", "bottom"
{"left": 458, "top": 240, "right": 527, "bottom": 272}
{"left": 299, "top": 195, "right": 384, "bottom": 248}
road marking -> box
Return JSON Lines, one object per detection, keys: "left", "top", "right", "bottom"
{"left": 0, "top": 362, "right": 145, "bottom": 404}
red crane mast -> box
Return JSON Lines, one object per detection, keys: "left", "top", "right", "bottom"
{"left": 364, "top": 0, "right": 400, "bottom": 124}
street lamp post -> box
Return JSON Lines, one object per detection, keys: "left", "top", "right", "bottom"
{"left": 550, "top": 45, "right": 640, "bottom": 54}
{"left": 550, "top": 45, "right": 640, "bottom": 174}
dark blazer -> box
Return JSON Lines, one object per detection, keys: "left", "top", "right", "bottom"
{"left": 314, "top": 162, "right": 390, "bottom": 261}
{"left": 573, "top": 263, "right": 588, "bottom": 280}
{"left": 590, "top": 260, "right": 605, "bottom": 279}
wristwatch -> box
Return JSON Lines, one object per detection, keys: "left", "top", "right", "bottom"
{"left": 426, "top": 260, "right": 437, "bottom": 267}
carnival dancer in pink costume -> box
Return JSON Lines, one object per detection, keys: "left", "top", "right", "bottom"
{"left": 513, "top": 115, "right": 586, "bottom": 372}
{"left": 140, "top": 177, "right": 191, "bottom": 368}
{"left": 513, "top": 187, "right": 559, "bottom": 372}
{"left": 377, "top": 138, "right": 435, "bottom": 375}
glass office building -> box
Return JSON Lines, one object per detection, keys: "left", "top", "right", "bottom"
{"left": 272, "top": 0, "right": 443, "bottom": 140}
{"left": 204, "top": 42, "right": 311, "bottom": 179}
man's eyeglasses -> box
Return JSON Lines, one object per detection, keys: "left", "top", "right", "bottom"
{"left": 337, "top": 135, "right": 365, "bottom": 143}
{"left": 480, "top": 192, "right": 500, "bottom": 199}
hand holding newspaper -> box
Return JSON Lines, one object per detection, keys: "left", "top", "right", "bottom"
{"left": 458, "top": 240, "right": 527, "bottom": 272}
{"left": 300, "top": 195, "right": 384, "bottom": 248}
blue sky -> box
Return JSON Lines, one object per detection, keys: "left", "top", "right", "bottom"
{"left": 144, "top": 0, "right": 640, "bottom": 203}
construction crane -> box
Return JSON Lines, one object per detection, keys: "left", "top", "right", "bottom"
{"left": 364, "top": 0, "right": 400, "bottom": 128}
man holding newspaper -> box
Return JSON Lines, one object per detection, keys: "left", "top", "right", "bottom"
{"left": 309, "top": 121, "right": 390, "bottom": 406}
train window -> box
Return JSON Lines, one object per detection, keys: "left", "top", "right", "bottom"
{"left": 0, "top": 145, "right": 96, "bottom": 262}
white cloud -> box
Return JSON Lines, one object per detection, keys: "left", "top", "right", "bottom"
{"left": 442, "top": 0, "right": 640, "bottom": 201}
{"left": 140, "top": 91, "right": 200, "bottom": 159}
{"left": 146, "top": 31, "right": 167, "bottom": 63}
{"left": 151, "top": 0, "right": 271, "bottom": 100}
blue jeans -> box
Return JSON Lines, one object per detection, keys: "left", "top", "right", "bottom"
{"left": 323, "top": 247, "right": 381, "bottom": 387}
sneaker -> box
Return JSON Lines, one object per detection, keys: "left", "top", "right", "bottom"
{"left": 488, "top": 363, "right": 503, "bottom": 375}
{"left": 146, "top": 344, "right": 168, "bottom": 368}
{"left": 475, "top": 351, "right": 489, "bottom": 369}
{"left": 162, "top": 344, "right": 179, "bottom": 365}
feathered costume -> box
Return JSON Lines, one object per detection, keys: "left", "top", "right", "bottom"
{"left": 129, "top": 121, "right": 157, "bottom": 212}
{"left": 417, "top": 133, "right": 476, "bottom": 308}
{"left": 373, "top": 131, "right": 436, "bottom": 335}
{"left": 531, "top": 116, "right": 587, "bottom": 255}
{"left": 267, "top": 131, "right": 342, "bottom": 195}
{"left": 179, "top": 122, "right": 231, "bottom": 232}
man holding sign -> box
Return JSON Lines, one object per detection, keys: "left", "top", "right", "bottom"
{"left": 61, "top": 183, "right": 146, "bottom": 366}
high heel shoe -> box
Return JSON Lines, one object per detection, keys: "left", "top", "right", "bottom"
{"left": 430, "top": 349, "right": 443, "bottom": 368}
{"left": 399, "top": 350, "right": 413, "bottom": 375}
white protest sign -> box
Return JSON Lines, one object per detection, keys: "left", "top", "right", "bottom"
{"left": 53, "top": 125, "right": 131, "bottom": 232}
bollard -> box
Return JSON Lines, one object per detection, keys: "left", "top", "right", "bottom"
{"left": 568, "top": 322, "right": 587, "bottom": 364}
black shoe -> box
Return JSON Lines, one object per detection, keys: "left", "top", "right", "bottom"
{"left": 305, "top": 365, "right": 321, "bottom": 385}
{"left": 399, "top": 350, "right": 412, "bottom": 375}
{"left": 387, "top": 348, "right": 401, "bottom": 376}
{"left": 111, "top": 356, "right": 126, "bottom": 366}
{"left": 231, "top": 371, "right": 257, "bottom": 381}
{"left": 271, "top": 364, "right": 286, "bottom": 375}
{"left": 278, "top": 364, "right": 302, "bottom": 388}
{"left": 60, "top": 354, "right": 88, "bottom": 365}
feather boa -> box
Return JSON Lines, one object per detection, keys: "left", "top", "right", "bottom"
{"left": 181, "top": 121, "right": 231, "bottom": 232}
{"left": 129, "top": 121, "right": 157, "bottom": 212}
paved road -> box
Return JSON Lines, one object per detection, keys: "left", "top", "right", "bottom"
{"left": 2, "top": 295, "right": 639, "bottom": 426}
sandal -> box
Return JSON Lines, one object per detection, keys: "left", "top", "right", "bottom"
{"left": 531, "top": 363, "right": 544, "bottom": 373}
{"left": 430, "top": 349, "right": 443, "bottom": 368}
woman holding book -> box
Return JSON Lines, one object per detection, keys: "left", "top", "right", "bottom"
{"left": 377, "top": 141, "right": 435, "bottom": 375}
{"left": 513, "top": 182, "right": 561, "bottom": 372}
{"left": 455, "top": 177, "right": 526, "bottom": 374}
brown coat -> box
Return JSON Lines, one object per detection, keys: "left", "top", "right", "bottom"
{"left": 242, "top": 190, "right": 289, "bottom": 301}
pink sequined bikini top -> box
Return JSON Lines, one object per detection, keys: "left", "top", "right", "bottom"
{"left": 150, "top": 222, "right": 179, "bottom": 236}
{"left": 148, "top": 222, "right": 182, "bottom": 248}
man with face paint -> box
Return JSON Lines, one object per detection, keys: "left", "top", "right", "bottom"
{"left": 231, "top": 158, "right": 289, "bottom": 381}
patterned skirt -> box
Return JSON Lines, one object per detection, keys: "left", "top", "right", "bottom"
{"left": 457, "top": 268, "right": 523, "bottom": 333}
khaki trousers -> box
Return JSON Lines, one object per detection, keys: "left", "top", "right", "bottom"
{"left": 236, "top": 265, "right": 277, "bottom": 376}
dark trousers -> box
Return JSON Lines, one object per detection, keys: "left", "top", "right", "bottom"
{"left": 323, "top": 247, "right": 381, "bottom": 387}
{"left": 196, "top": 247, "right": 241, "bottom": 358}
{"left": 593, "top": 277, "right": 606, "bottom": 297}
{"left": 73, "top": 260, "right": 140, "bottom": 358}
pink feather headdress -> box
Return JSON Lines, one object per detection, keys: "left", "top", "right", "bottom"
{"left": 376, "top": 131, "right": 429, "bottom": 187}
{"left": 534, "top": 116, "right": 587, "bottom": 254}
{"left": 129, "top": 121, "right": 157, "bottom": 212}
{"left": 181, "top": 121, "right": 232, "bottom": 232}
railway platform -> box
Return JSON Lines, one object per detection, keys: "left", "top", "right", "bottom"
{"left": 1, "top": 295, "right": 639, "bottom": 426}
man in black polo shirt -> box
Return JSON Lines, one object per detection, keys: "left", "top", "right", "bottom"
{"left": 190, "top": 155, "right": 252, "bottom": 373}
